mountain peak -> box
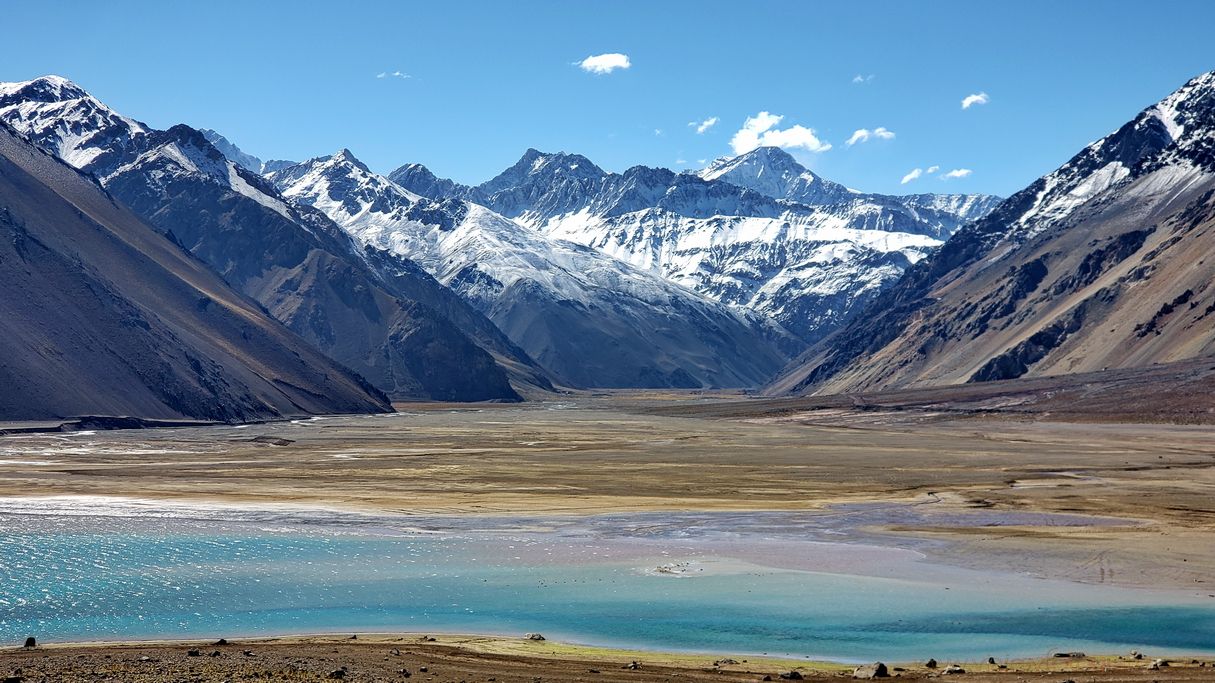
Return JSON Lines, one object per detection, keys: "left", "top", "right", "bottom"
{"left": 0, "top": 75, "right": 88, "bottom": 102}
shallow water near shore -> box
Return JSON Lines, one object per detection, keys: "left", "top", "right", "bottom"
{"left": 1, "top": 497, "right": 1213, "bottom": 663}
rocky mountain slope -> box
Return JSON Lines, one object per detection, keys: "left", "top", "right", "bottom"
{"left": 271, "top": 152, "right": 800, "bottom": 389}
{"left": 0, "top": 75, "right": 541, "bottom": 402}
{"left": 770, "top": 70, "right": 1215, "bottom": 396}
{"left": 390, "top": 147, "right": 1000, "bottom": 342}
{"left": 0, "top": 122, "right": 390, "bottom": 421}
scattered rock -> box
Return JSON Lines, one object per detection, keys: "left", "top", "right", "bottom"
{"left": 209, "top": 651, "right": 223, "bottom": 657}
{"left": 214, "top": 638, "right": 229, "bottom": 646}
{"left": 418, "top": 666, "right": 428, "bottom": 672}
{"left": 623, "top": 661, "right": 641, "bottom": 670}
{"left": 1149, "top": 658, "right": 1170, "bottom": 670}
{"left": 924, "top": 659, "right": 937, "bottom": 668}
{"left": 588, "top": 669, "right": 600, "bottom": 674}
{"left": 1130, "top": 650, "right": 1143, "bottom": 660}
{"left": 779, "top": 671, "right": 804, "bottom": 680}
{"left": 349, "top": 635, "right": 357, "bottom": 640}
{"left": 242, "top": 650, "right": 255, "bottom": 657}
{"left": 21, "top": 637, "right": 35, "bottom": 649}
{"left": 247, "top": 436, "right": 294, "bottom": 447}
{"left": 942, "top": 665, "right": 965, "bottom": 675}
{"left": 186, "top": 649, "right": 201, "bottom": 657}
{"left": 138, "top": 656, "right": 153, "bottom": 662}
{"left": 987, "top": 657, "right": 997, "bottom": 665}
{"left": 1053, "top": 651, "right": 1084, "bottom": 658}
{"left": 714, "top": 658, "right": 739, "bottom": 666}
{"left": 327, "top": 669, "right": 347, "bottom": 679}
{"left": 761, "top": 676, "right": 772, "bottom": 682}
{"left": 4, "top": 676, "right": 22, "bottom": 683}
{"left": 851, "top": 662, "right": 888, "bottom": 679}
{"left": 399, "top": 669, "right": 412, "bottom": 677}
{"left": 524, "top": 633, "right": 546, "bottom": 641}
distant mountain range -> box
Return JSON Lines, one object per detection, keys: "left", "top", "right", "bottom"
{"left": 390, "top": 147, "right": 1000, "bottom": 343}
{"left": 268, "top": 151, "right": 798, "bottom": 389}
{"left": 770, "top": 70, "right": 1215, "bottom": 396}
{"left": 4, "top": 69, "right": 1211, "bottom": 422}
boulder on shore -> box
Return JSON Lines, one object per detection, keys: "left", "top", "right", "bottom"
{"left": 852, "top": 662, "right": 888, "bottom": 679}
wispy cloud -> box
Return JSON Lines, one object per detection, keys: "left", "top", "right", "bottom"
{"left": 942, "top": 168, "right": 973, "bottom": 179}
{"left": 376, "top": 70, "right": 410, "bottom": 80}
{"left": 689, "top": 116, "right": 719, "bottom": 134}
{"left": 852, "top": 74, "right": 875, "bottom": 84}
{"left": 730, "top": 111, "right": 831, "bottom": 155}
{"left": 902, "top": 164, "right": 949, "bottom": 184}
{"left": 577, "top": 53, "right": 631, "bottom": 74}
{"left": 654, "top": 128, "right": 664, "bottom": 137}
{"left": 845, "top": 127, "right": 895, "bottom": 146}
{"left": 961, "top": 92, "right": 989, "bottom": 109}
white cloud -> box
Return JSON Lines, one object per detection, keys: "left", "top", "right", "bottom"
{"left": 961, "top": 92, "right": 989, "bottom": 109}
{"left": 675, "top": 158, "right": 688, "bottom": 165}
{"left": 845, "top": 126, "right": 895, "bottom": 146}
{"left": 926, "top": 165, "right": 940, "bottom": 174}
{"left": 376, "top": 70, "right": 410, "bottom": 80}
{"left": 654, "top": 128, "right": 664, "bottom": 136}
{"left": 730, "top": 111, "right": 832, "bottom": 155}
{"left": 577, "top": 53, "right": 631, "bottom": 74}
{"left": 943, "top": 168, "right": 973, "bottom": 179}
{"left": 900, "top": 168, "right": 923, "bottom": 184}
{"left": 689, "top": 116, "right": 719, "bottom": 134}
{"left": 852, "top": 74, "right": 874, "bottom": 84}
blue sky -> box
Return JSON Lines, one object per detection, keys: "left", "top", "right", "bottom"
{"left": 2, "top": 0, "right": 1213, "bottom": 196}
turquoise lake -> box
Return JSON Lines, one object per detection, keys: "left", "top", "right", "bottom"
{"left": 1, "top": 498, "right": 1213, "bottom": 662}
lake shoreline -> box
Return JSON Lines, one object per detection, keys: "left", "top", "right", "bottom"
{"left": 2, "top": 633, "right": 1209, "bottom": 682}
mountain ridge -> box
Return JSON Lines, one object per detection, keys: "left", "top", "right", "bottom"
{"left": 769, "top": 70, "right": 1215, "bottom": 396}
{"left": 271, "top": 150, "right": 801, "bottom": 389}
{"left": 0, "top": 75, "right": 543, "bottom": 402}
{"left": 390, "top": 146, "right": 1000, "bottom": 342}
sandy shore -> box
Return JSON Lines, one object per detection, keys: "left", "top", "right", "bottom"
{"left": 1, "top": 634, "right": 1210, "bottom": 682}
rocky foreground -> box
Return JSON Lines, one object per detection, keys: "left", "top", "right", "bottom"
{"left": 0, "top": 636, "right": 1210, "bottom": 683}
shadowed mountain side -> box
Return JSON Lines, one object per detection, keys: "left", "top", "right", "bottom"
{"left": 0, "top": 124, "right": 390, "bottom": 421}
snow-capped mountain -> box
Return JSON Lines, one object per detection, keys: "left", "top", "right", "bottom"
{"left": 271, "top": 151, "right": 801, "bottom": 389}
{"left": 770, "top": 70, "right": 1215, "bottom": 396}
{"left": 698, "top": 146, "right": 857, "bottom": 205}
{"left": 389, "top": 147, "right": 1001, "bottom": 342}
{"left": 0, "top": 75, "right": 543, "bottom": 402}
